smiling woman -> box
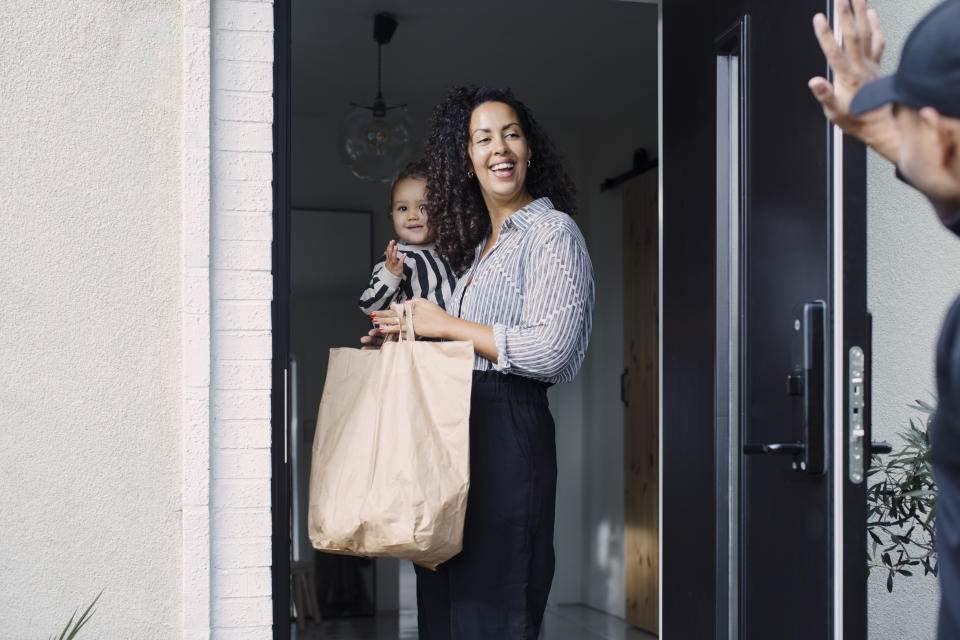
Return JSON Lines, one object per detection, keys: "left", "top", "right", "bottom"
{"left": 426, "top": 86, "right": 579, "bottom": 276}
{"left": 368, "top": 86, "right": 595, "bottom": 639}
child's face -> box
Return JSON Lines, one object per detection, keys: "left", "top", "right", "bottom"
{"left": 390, "top": 177, "right": 434, "bottom": 245}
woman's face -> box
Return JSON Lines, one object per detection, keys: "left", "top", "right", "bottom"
{"left": 467, "top": 101, "right": 532, "bottom": 207}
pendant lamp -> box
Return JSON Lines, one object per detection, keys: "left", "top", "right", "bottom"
{"left": 338, "top": 13, "right": 415, "bottom": 182}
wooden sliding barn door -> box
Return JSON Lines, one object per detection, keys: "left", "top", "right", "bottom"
{"left": 623, "top": 168, "right": 659, "bottom": 635}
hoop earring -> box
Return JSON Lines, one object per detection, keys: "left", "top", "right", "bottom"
{"left": 527, "top": 159, "right": 532, "bottom": 167}
{"left": 467, "top": 170, "right": 475, "bottom": 178}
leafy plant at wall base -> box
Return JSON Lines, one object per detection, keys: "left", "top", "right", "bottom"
{"left": 49, "top": 591, "right": 101, "bottom": 640}
{"left": 867, "top": 400, "right": 938, "bottom": 592}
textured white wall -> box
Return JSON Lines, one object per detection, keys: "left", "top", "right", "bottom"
{"left": 866, "top": 1, "right": 960, "bottom": 638}
{"left": 0, "top": 1, "right": 183, "bottom": 638}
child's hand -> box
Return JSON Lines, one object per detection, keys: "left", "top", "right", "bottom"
{"left": 384, "top": 240, "right": 405, "bottom": 278}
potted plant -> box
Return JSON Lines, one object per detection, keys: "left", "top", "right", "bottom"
{"left": 867, "top": 399, "right": 939, "bottom": 592}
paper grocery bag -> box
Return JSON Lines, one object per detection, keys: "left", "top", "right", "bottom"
{"left": 308, "top": 302, "right": 473, "bottom": 569}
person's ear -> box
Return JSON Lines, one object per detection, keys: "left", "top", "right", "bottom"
{"left": 936, "top": 115, "right": 960, "bottom": 171}
{"left": 919, "top": 107, "right": 956, "bottom": 168}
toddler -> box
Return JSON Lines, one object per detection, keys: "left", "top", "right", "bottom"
{"left": 358, "top": 160, "right": 456, "bottom": 316}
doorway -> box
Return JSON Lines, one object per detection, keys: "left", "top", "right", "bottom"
{"left": 274, "top": 0, "right": 661, "bottom": 637}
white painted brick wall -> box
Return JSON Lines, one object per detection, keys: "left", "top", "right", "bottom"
{"left": 208, "top": 0, "right": 275, "bottom": 636}
{"left": 214, "top": 538, "right": 273, "bottom": 569}
{"left": 214, "top": 629, "right": 275, "bottom": 640}
{"left": 217, "top": 331, "right": 273, "bottom": 360}
{"left": 215, "top": 568, "right": 274, "bottom": 598}
{"left": 213, "top": 122, "right": 273, "bottom": 152}
{"left": 214, "top": 96, "right": 274, "bottom": 124}
{"left": 214, "top": 420, "right": 272, "bottom": 449}
{"left": 215, "top": 1, "right": 273, "bottom": 32}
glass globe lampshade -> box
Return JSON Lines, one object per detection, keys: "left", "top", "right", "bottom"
{"left": 338, "top": 101, "right": 415, "bottom": 182}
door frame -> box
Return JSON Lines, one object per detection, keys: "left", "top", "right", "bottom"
{"left": 272, "top": 0, "right": 293, "bottom": 636}
{"left": 270, "top": 1, "right": 868, "bottom": 637}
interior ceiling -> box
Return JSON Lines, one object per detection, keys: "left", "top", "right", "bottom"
{"left": 292, "top": 0, "right": 659, "bottom": 122}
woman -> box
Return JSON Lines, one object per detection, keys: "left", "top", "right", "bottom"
{"left": 367, "top": 86, "right": 594, "bottom": 639}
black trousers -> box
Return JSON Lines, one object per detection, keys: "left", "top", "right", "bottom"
{"left": 415, "top": 371, "right": 557, "bottom": 640}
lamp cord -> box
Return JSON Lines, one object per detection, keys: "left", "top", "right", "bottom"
{"left": 377, "top": 43, "right": 383, "bottom": 100}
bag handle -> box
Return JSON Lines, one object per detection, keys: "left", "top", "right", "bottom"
{"left": 387, "top": 301, "right": 416, "bottom": 343}
{"left": 400, "top": 301, "right": 415, "bottom": 342}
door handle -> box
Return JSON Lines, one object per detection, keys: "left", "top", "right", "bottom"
{"left": 869, "top": 441, "right": 892, "bottom": 455}
{"left": 743, "top": 442, "right": 805, "bottom": 455}
{"left": 743, "top": 301, "right": 827, "bottom": 474}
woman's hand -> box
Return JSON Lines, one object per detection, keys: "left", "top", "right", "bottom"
{"left": 360, "top": 327, "right": 385, "bottom": 350}
{"left": 375, "top": 299, "right": 496, "bottom": 360}
{"left": 376, "top": 298, "right": 452, "bottom": 340}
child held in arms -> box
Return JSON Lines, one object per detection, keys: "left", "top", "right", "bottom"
{"left": 358, "top": 160, "right": 457, "bottom": 320}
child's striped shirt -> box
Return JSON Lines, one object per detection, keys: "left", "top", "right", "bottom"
{"left": 358, "top": 242, "right": 457, "bottom": 314}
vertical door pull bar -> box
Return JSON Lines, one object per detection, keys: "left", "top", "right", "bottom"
{"left": 743, "top": 301, "right": 827, "bottom": 475}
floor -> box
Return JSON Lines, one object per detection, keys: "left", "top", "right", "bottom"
{"left": 292, "top": 562, "right": 658, "bottom": 640}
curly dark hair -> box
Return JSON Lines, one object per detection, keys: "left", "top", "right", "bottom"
{"left": 424, "top": 87, "right": 578, "bottom": 275}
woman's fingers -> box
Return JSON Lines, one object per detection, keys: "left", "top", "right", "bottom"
{"left": 360, "top": 328, "right": 385, "bottom": 350}
{"left": 379, "top": 319, "right": 401, "bottom": 333}
{"left": 371, "top": 311, "right": 403, "bottom": 334}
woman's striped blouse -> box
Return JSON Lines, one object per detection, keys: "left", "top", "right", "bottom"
{"left": 449, "top": 197, "right": 595, "bottom": 385}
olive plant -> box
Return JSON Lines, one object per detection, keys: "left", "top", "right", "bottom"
{"left": 867, "top": 400, "right": 938, "bottom": 592}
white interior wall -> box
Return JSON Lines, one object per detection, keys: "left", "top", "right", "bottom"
{"left": 0, "top": 2, "right": 183, "bottom": 637}
{"left": 578, "top": 111, "right": 659, "bottom": 615}
{"left": 866, "top": 1, "right": 960, "bottom": 638}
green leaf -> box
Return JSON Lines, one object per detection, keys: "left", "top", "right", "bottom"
{"left": 886, "top": 570, "right": 894, "bottom": 592}
{"left": 51, "top": 591, "right": 101, "bottom": 640}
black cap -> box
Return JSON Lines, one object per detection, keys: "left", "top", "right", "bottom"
{"left": 851, "top": 0, "right": 960, "bottom": 118}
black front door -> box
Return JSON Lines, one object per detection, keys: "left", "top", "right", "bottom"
{"left": 662, "top": 1, "right": 870, "bottom": 638}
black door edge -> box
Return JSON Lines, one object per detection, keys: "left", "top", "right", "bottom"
{"left": 271, "top": 0, "right": 293, "bottom": 637}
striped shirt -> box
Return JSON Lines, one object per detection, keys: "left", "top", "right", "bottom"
{"left": 450, "top": 197, "right": 595, "bottom": 384}
{"left": 358, "top": 242, "right": 457, "bottom": 314}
